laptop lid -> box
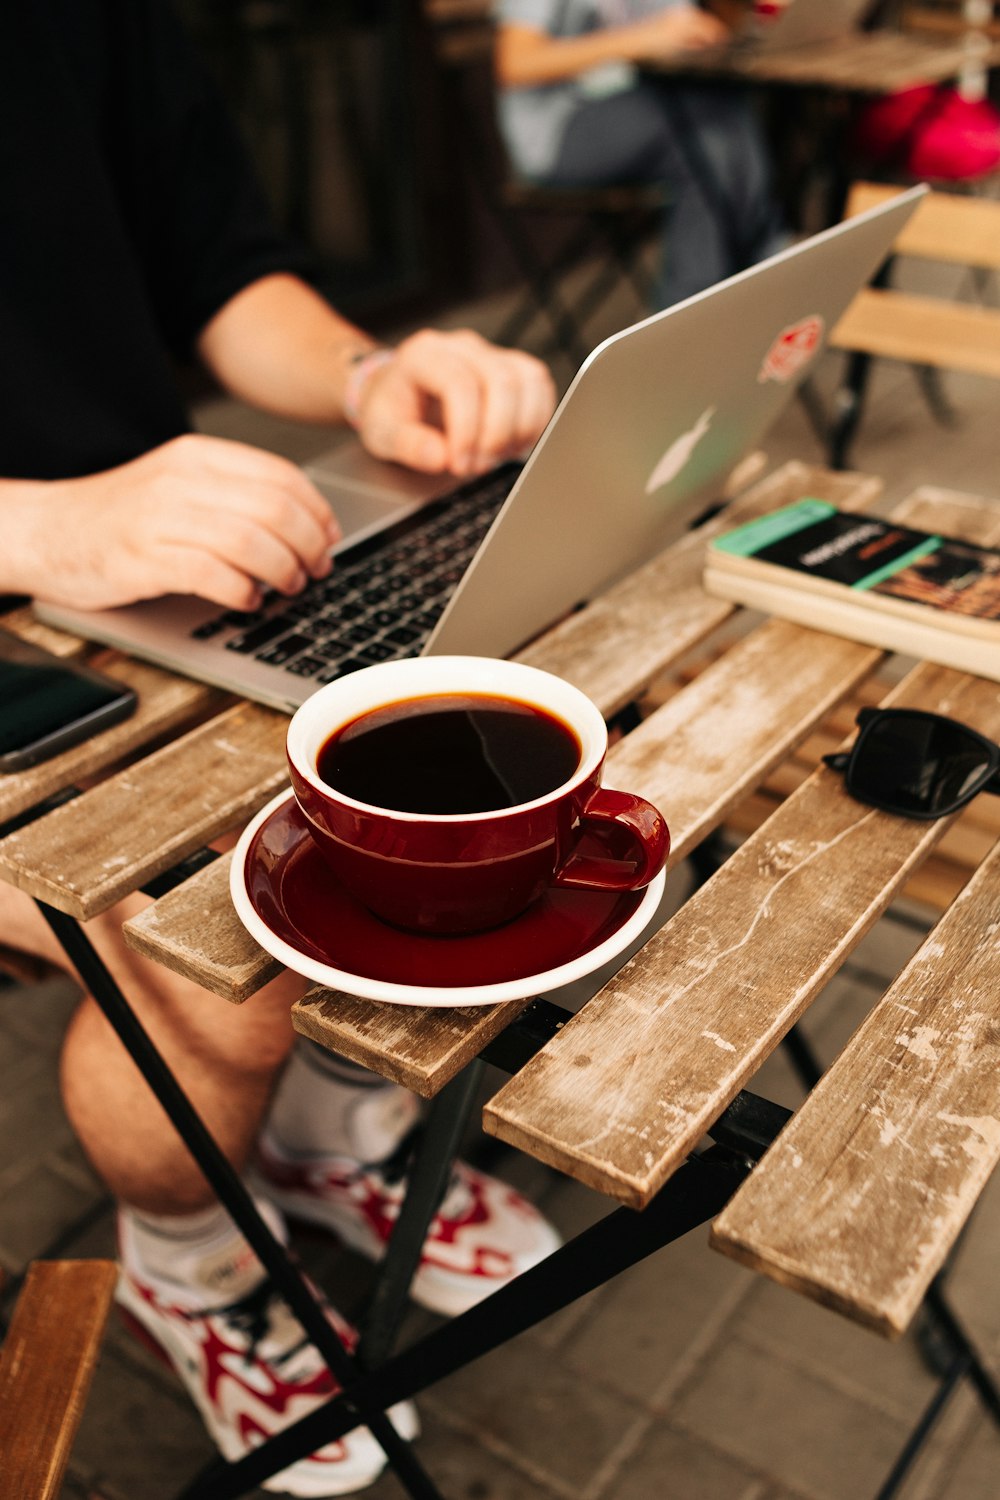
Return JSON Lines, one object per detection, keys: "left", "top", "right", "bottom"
{"left": 35, "top": 184, "right": 925, "bottom": 705}
{"left": 424, "top": 182, "right": 925, "bottom": 658}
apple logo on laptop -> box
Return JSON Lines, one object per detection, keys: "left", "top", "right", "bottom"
{"left": 645, "top": 406, "right": 715, "bottom": 495}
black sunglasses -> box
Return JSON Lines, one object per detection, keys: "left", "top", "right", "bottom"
{"left": 823, "top": 707, "right": 1000, "bottom": 820}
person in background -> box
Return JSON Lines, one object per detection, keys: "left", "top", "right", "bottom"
{"left": 494, "top": 0, "right": 788, "bottom": 308}
{"left": 0, "top": 2, "right": 560, "bottom": 1494}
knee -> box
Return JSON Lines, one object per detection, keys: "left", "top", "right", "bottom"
{"left": 234, "top": 970, "right": 308, "bottom": 1074}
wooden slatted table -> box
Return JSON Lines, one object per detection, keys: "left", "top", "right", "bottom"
{"left": 653, "top": 26, "right": 1000, "bottom": 90}
{"left": 3, "top": 459, "right": 999, "bottom": 1499}
{"left": 646, "top": 22, "right": 1000, "bottom": 240}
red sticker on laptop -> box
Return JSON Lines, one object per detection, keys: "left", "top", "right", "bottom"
{"left": 758, "top": 315, "right": 824, "bottom": 384}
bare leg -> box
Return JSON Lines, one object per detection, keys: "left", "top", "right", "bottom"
{"left": 0, "top": 880, "right": 306, "bottom": 1214}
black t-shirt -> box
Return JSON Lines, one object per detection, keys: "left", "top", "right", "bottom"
{"left": 0, "top": 0, "right": 304, "bottom": 479}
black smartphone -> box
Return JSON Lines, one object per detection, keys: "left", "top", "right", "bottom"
{"left": 0, "top": 627, "right": 138, "bottom": 772}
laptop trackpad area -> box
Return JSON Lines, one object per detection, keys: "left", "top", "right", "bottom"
{"left": 305, "top": 442, "right": 457, "bottom": 546}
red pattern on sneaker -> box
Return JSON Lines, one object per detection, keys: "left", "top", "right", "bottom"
{"left": 257, "top": 1141, "right": 561, "bottom": 1317}
{"left": 116, "top": 1251, "right": 418, "bottom": 1497}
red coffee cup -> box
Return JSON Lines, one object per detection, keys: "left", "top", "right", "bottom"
{"left": 286, "top": 656, "right": 669, "bottom": 936}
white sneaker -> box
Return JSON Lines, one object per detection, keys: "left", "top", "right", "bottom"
{"left": 257, "top": 1133, "right": 561, "bottom": 1318}
{"left": 116, "top": 1206, "right": 418, "bottom": 1497}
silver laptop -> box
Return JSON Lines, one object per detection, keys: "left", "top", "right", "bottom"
{"left": 37, "top": 186, "right": 925, "bottom": 712}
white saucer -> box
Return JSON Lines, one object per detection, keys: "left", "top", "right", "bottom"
{"left": 230, "top": 790, "right": 666, "bottom": 1008}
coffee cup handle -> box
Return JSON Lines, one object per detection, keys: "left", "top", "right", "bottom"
{"left": 554, "top": 787, "right": 669, "bottom": 893}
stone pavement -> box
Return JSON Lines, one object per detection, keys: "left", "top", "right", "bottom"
{"left": 3, "top": 271, "right": 1000, "bottom": 1500}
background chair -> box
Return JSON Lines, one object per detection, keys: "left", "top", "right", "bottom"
{"left": 427, "top": 11, "right": 667, "bottom": 373}
{"left": 0, "top": 1259, "right": 117, "bottom": 1500}
{"left": 826, "top": 179, "right": 1000, "bottom": 467}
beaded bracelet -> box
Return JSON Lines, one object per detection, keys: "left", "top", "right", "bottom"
{"left": 342, "top": 347, "right": 395, "bottom": 428}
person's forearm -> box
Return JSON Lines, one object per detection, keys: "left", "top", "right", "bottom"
{"left": 195, "top": 273, "right": 383, "bottom": 425}
{"left": 496, "top": 21, "right": 655, "bottom": 86}
{"left": 0, "top": 478, "right": 55, "bottom": 598}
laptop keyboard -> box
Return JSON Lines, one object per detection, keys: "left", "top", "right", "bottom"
{"left": 188, "top": 464, "right": 519, "bottom": 685}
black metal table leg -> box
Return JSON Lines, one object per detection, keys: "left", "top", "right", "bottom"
{"left": 875, "top": 1277, "right": 1000, "bottom": 1500}
{"left": 175, "top": 1136, "right": 761, "bottom": 1493}
{"left": 923, "top": 1276, "right": 1000, "bottom": 1424}
{"left": 356, "top": 1061, "right": 486, "bottom": 1371}
{"left": 37, "top": 901, "right": 440, "bottom": 1500}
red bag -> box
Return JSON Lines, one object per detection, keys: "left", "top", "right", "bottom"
{"left": 853, "top": 84, "right": 1000, "bottom": 180}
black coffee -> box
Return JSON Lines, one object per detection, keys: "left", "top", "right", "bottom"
{"left": 317, "top": 693, "right": 581, "bottom": 814}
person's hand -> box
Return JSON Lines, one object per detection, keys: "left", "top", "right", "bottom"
{"left": 351, "top": 329, "right": 557, "bottom": 478}
{"left": 622, "top": 5, "right": 731, "bottom": 58}
{"left": 18, "top": 433, "right": 340, "bottom": 611}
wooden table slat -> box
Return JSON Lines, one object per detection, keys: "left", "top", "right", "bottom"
{"left": 0, "top": 702, "right": 288, "bottom": 918}
{"left": 604, "top": 616, "right": 883, "bottom": 867}
{"left": 292, "top": 987, "right": 530, "bottom": 1098}
{"left": 710, "top": 834, "right": 1000, "bottom": 1336}
{"left": 122, "top": 850, "right": 283, "bottom": 1003}
{"left": 0, "top": 609, "right": 90, "bottom": 657}
{"left": 0, "top": 656, "right": 221, "bottom": 827}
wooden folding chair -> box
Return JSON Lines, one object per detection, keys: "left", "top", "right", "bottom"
{"left": 0, "top": 1260, "right": 117, "bottom": 1500}
{"left": 428, "top": 11, "right": 666, "bottom": 371}
{"left": 827, "top": 180, "right": 1000, "bottom": 467}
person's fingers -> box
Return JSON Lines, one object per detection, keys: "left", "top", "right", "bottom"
{"left": 159, "top": 435, "right": 341, "bottom": 575}
{"left": 171, "top": 434, "right": 342, "bottom": 549}
{"left": 204, "top": 476, "right": 336, "bottom": 578}
{"left": 503, "top": 350, "right": 558, "bottom": 458}
{"left": 162, "top": 501, "right": 320, "bottom": 597}
{"left": 469, "top": 360, "right": 521, "bottom": 471}
{"left": 191, "top": 435, "right": 337, "bottom": 526}
{"left": 372, "top": 417, "right": 452, "bottom": 474}
{"left": 389, "top": 332, "right": 487, "bottom": 473}
{"left": 682, "top": 10, "right": 729, "bottom": 44}
{"left": 34, "top": 437, "right": 340, "bottom": 611}
{"left": 690, "top": 16, "right": 729, "bottom": 45}
{"left": 642, "top": 6, "right": 728, "bottom": 53}
{"left": 451, "top": 339, "right": 556, "bottom": 468}
{"left": 378, "top": 331, "right": 555, "bottom": 474}
{"left": 156, "top": 544, "right": 267, "bottom": 611}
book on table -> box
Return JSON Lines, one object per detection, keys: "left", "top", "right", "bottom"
{"left": 702, "top": 498, "right": 1000, "bottom": 683}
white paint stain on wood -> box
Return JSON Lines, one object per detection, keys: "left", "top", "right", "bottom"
{"left": 894, "top": 1026, "right": 941, "bottom": 1063}
{"left": 937, "top": 1113, "right": 1000, "bottom": 1161}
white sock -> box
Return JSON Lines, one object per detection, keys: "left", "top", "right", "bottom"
{"left": 120, "top": 1198, "right": 284, "bottom": 1306}
{"left": 263, "top": 1043, "right": 420, "bottom": 1165}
